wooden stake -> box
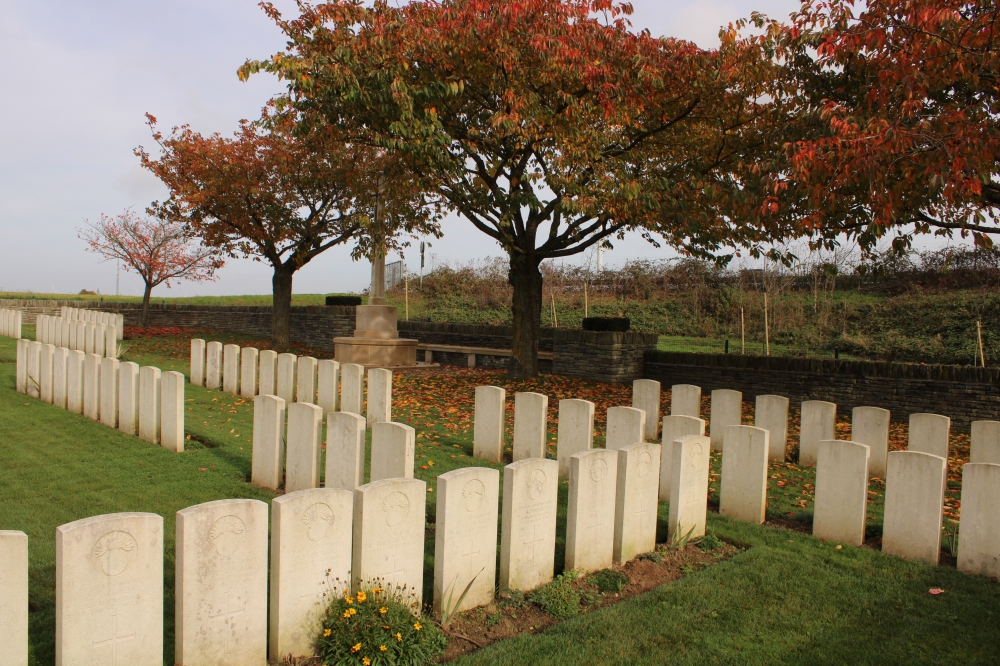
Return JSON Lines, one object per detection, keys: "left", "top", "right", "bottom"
{"left": 740, "top": 307, "right": 745, "bottom": 354}
{"left": 764, "top": 293, "right": 770, "bottom": 356}
{"left": 551, "top": 290, "right": 559, "bottom": 328}
{"left": 405, "top": 276, "right": 409, "bottom": 321}
{"left": 977, "top": 320, "right": 985, "bottom": 366}
{"left": 584, "top": 281, "right": 589, "bottom": 318}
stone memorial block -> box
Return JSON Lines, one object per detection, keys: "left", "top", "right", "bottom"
{"left": 366, "top": 368, "right": 392, "bottom": 428}
{"left": 205, "top": 341, "right": 223, "bottom": 390}
{"left": 852, "top": 406, "right": 890, "bottom": 478}
{"left": 710, "top": 389, "right": 742, "bottom": 451}
{"left": 277, "top": 353, "right": 298, "bottom": 404}
{"left": 251, "top": 395, "right": 286, "bottom": 491}
{"left": 61, "top": 320, "right": 71, "bottom": 351}
{"left": 370, "top": 422, "right": 415, "bottom": 482}
{"left": 240, "top": 348, "right": 259, "bottom": 398}
{"left": 613, "top": 443, "right": 661, "bottom": 564}
{"left": 433, "top": 467, "right": 500, "bottom": 617}
{"left": 114, "top": 313, "right": 124, "bottom": 341}
{"left": 658, "top": 415, "right": 706, "bottom": 501}
{"left": 52, "top": 346, "right": 68, "bottom": 409}
{"left": 666, "top": 435, "right": 712, "bottom": 543}
{"left": 161, "top": 371, "right": 185, "bottom": 453}
{"left": 957, "top": 463, "right": 1000, "bottom": 578}
{"left": 632, "top": 379, "right": 661, "bottom": 440}
{"left": 105, "top": 326, "right": 118, "bottom": 359}
{"left": 606, "top": 406, "right": 646, "bottom": 451}
{"left": 813, "top": 440, "right": 870, "bottom": 546}
{"left": 83, "top": 353, "right": 102, "bottom": 421}
{"left": 297, "top": 356, "right": 318, "bottom": 405}
{"left": 671, "top": 384, "right": 702, "bottom": 418}
{"left": 55, "top": 513, "right": 163, "bottom": 666}
{"left": 565, "top": 449, "right": 618, "bottom": 573}
{"left": 15, "top": 338, "right": 28, "bottom": 393}
{"left": 970, "top": 421, "right": 1000, "bottom": 464}
{"left": 882, "top": 451, "right": 946, "bottom": 565}
{"left": 258, "top": 350, "right": 278, "bottom": 396}
{"left": 269, "top": 488, "right": 353, "bottom": 660}
{"left": 512, "top": 392, "right": 548, "bottom": 461}
{"left": 755, "top": 394, "right": 789, "bottom": 461}
{"left": 326, "top": 411, "right": 366, "bottom": 491}
{"left": 138, "top": 366, "right": 162, "bottom": 444}
{"left": 720, "top": 425, "right": 769, "bottom": 524}
{"left": 473, "top": 386, "right": 506, "bottom": 463}
{"left": 500, "top": 458, "right": 558, "bottom": 592}
{"left": 26, "top": 342, "right": 40, "bottom": 398}
{"left": 223, "top": 344, "right": 241, "bottom": 395}
{"left": 0, "top": 531, "right": 28, "bottom": 666}
{"left": 118, "top": 362, "right": 140, "bottom": 435}
{"left": 66, "top": 350, "right": 85, "bottom": 414}
{"left": 39, "top": 343, "right": 54, "bottom": 404}
{"left": 799, "top": 400, "right": 836, "bottom": 466}
{"left": 352, "top": 478, "right": 427, "bottom": 604}
{"left": 190, "top": 339, "right": 206, "bottom": 387}
{"left": 94, "top": 323, "right": 107, "bottom": 357}
{"left": 286, "top": 402, "right": 323, "bottom": 493}
{"left": 316, "top": 359, "right": 339, "bottom": 414}
{"left": 175, "top": 499, "right": 269, "bottom": 666}
{"left": 340, "top": 363, "right": 365, "bottom": 415}
{"left": 99, "top": 357, "right": 120, "bottom": 428}
{"left": 74, "top": 321, "right": 86, "bottom": 352}
{"left": 908, "top": 413, "right": 951, "bottom": 461}
{"left": 556, "top": 399, "right": 594, "bottom": 478}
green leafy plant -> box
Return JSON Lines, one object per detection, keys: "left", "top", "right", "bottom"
{"left": 439, "top": 567, "right": 484, "bottom": 630}
{"left": 638, "top": 551, "right": 663, "bottom": 563}
{"left": 944, "top": 522, "right": 960, "bottom": 558}
{"left": 698, "top": 534, "right": 723, "bottom": 552}
{"left": 485, "top": 612, "right": 501, "bottom": 628}
{"left": 530, "top": 570, "right": 585, "bottom": 619}
{"left": 669, "top": 525, "right": 697, "bottom": 551}
{"left": 590, "top": 569, "right": 629, "bottom": 594}
{"left": 316, "top": 578, "right": 446, "bottom": 666}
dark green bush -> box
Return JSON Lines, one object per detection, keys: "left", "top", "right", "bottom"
{"left": 590, "top": 569, "right": 629, "bottom": 593}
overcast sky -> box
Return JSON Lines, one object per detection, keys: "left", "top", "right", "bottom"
{"left": 0, "top": 0, "right": 805, "bottom": 298}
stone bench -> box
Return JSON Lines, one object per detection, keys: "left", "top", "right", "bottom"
{"left": 417, "top": 343, "right": 554, "bottom": 367}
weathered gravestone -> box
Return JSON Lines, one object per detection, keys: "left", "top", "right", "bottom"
{"left": 813, "top": 440, "right": 870, "bottom": 546}
{"left": 882, "top": 451, "right": 946, "bottom": 565}
{"left": 720, "top": 425, "right": 769, "bottom": 524}
{"left": 512, "top": 392, "right": 548, "bottom": 461}
{"left": 191, "top": 339, "right": 206, "bottom": 387}
{"left": 957, "top": 463, "right": 1000, "bottom": 578}
{"left": 556, "top": 398, "right": 594, "bottom": 478}
{"left": 632, "top": 379, "right": 661, "bottom": 440}
{"left": 473, "top": 386, "right": 506, "bottom": 463}
{"left": 297, "top": 356, "right": 318, "bottom": 405}
{"left": 670, "top": 383, "right": 701, "bottom": 418}
{"left": 52, "top": 346, "right": 68, "bottom": 410}
{"left": 658, "top": 415, "right": 705, "bottom": 501}
{"left": 269, "top": 488, "right": 353, "bottom": 661}
{"left": 908, "top": 413, "right": 951, "bottom": 461}
{"left": 500, "top": 458, "right": 558, "bottom": 591}
{"left": 317, "top": 359, "right": 339, "bottom": 414}
{"left": 175, "top": 499, "right": 269, "bottom": 666}
{"left": 258, "top": 350, "right": 278, "bottom": 396}
{"left": 755, "top": 394, "right": 789, "bottom": 461}
{"left": 56, "top": 513, "right": 163, "bottom": 666}
{"left": 251, "top": 395, "right": 286, "bottom": 491}
{"left": 223, "top": 344, "right": 241, "bottom": 395}
{"left": 66, "top": 350, "right": 84, "bottom": 414}
{"left": 161, "top": 371, "right": 186, "bottom": 453}
{"left": 240, "top": 348, "right": 259, "bottom": 398}
{"left": 138, "top": 366, "right": 161, "bottom": 445}
{"left": 710, "top": 389, "right": 742, "bottom": 451}
{"left": 370, "top": 422, "right": 415, "bottom": 482}
{"left": 352, "top": 478, "right": 427, "bottom": 605}
{"left": 82, "top": 353, "right": 102, "bottom": 421}
{"left": 286, "top": 402, "right": 323, "bottom": 493}
{"left": 0, "top": 531, "right": 28, "bottom": 666}
{"left": 606, "top": 406, "right": 646, "bottom": 450}
{"left": 15, "top": 338, "right": 28, "bottom": 393}
{"left": 666, "top": 435, "right": 712, "bottom": 544}
{"left": 38, "top": 343, "right": 53, "bottom": 404}
{"left": 118, "top": 362, "right": 140, "bottom": 436}
{"left": 613, "top": 443, "right": 661, "bottom": 564}
{"left": 99, "top": 357, "right": 119, "bottom": 428}
{"left": 205, "top": 341, "right": 223, "bottom": 390}
{"left": 326, "top": 412, "right": 366, "bottom": 490}
{"left": 366, "top": 368, "right": 392, "bottom": 428}
{"left": 970, "top": 420, "right": 1000, "bottom": 464}
{"left": 565, "top": 449, "right": 618, "bottom": 573}
{"left": 340, "top": 363, "right": 365, "bottom": 416}
{"left": 852, "top": 406, "right": 890, "bottom": 479}
{"left": 277, "top": 353, "right": 298, "bottom": 404}
{"left": 799, "top": 400, "right": 836, "bottom": 466}
{"left": 433, "top": 467, "right": 500, "bottom": 617}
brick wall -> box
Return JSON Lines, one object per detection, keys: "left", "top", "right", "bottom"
{"left": 399, "top": 321, "right": 555, "bottom": 352}
{"left": 553, "top": 329, "right": 660, "bottom": 384}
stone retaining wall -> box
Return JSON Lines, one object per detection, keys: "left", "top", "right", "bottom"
{"left": 554, "top": 329, "right": 660, "bottom": 384}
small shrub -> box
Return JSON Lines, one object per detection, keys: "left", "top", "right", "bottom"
{"left": 638, "top": 551, "right": 663, "bottom": 563}
{"left": 530, "top": 570, "right": 584, "bottom": 619}
{"left": 316, "top": 579, "right": 445, "bottom": 666}
{"left": 582, "top": 316, "right": 630, "bottom": 332}
{"left": 697, "top": 534, "right": 723, "bottom": 552}
{"left": 591, "top": 569, "right": 629, "bottom": 593}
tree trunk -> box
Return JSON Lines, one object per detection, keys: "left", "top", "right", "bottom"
{"left": 272, "top": 266, "right": 294, "bottom": 351}
{"left": 140, "top": 282, "right": 153, "bottom": 328}
{"left": 508, "top": 255, "right": 544, "bottom": 379}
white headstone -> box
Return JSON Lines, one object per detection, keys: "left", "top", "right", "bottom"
{"left": 175, "top": 499, "right": 269, "bottom": 666}
{"left": 325, "top": 412, "right": 366, "bottom": 491}
{"left": 813, "top": 440, "right": 870, "bottom": 546}
{"left": 658, "top": 415, "right": 705, "bottom": 501}
{"left": 613, "top": 443, "right": 661, "bottom": 564}
{"left": 276, "top": 353, "right": 297, "bottom": 404}
{"left": 99, "top": 357, "right": 120, "bottom": 428}
{"left": 251, "top": 395, "right": 286, "bottom": 491}
{"left": 258, "top": 350, "right": 278, "bottom": 396}
{"left": 240, "top": 348, "right": 259, "bottom": 398}
{"left": 709, "top": 389, "right": 742, "bottom": 451}
{"left": 105, "top": 326, "right": 118, "bottom": 359}
{"left": 74, "top": 321, "right": 86, "bottom": 353}
{"left": 473, "top": 385, "right": 506, "bottom": 463}
{"left": 433, "top": 467, "right": 500, "bottom": 617}
{"left": 55, "top": 513, "right": 163, "bottom": 666}
{"left": 512, "top": 392, "right": 548, "bottom": 461}
{"left": 799, "top": 400, "right": 836, "bottom": 466}
{"left": 606, "top": 406, "right": 646, "bottom": 451}
{"left": 366, "top": 367, "right": 392, "bottom": 428}
{"left": 61, "top": 320, "right": 71, "bottom": 351}
{"left": 118, "top": 362, "right": 140, "bottom": 435}
{"left": 66, "top": 350, "right": 85, "bottom": 414}
{"left": 52, "top": 346, "right": 68, "bottom": 410}
{"left": 340, "top": 363, "right": 365, "bottom": 415}
{"left": 223, "top": 344, "right": 241, "bottom": 395}
{"left": 632, "top": 379, "right": 661, "bottom": 440}
{"left": 83, "top": 353, "right": 102, "bottom": 421}
{"left": 666, "top": 435, "right": 711, "bottom": 543}
{"left": 94, "top": 323, "right": 107, "bottom": 357}
{"left": 0, "top": 531, "right": 28, "bottom": 666}
{"left": 138, "top": 366, "right": 162, "bottom": 444}
{"left": 755, "top": 394, "right": 789, "bottom": 461}
{"left": 908, "top": 413, "right": 951, "bottom": 461}
{"left": 296, "top": 356, "right": 318, "bottom": 405}
{"left": 316, "top": 359, "right": 339, "bottom": 414}
{"left": 26, "top": 341, "right": 40, "bottom": 398}
{"left": 957, "top": 462, "right": 1000, "bottom": 578}
{"left": 161, "top": 371, "right": 186, "bottom": 453}
{"left": 286, "top": 402, "right": 323, "bottom": 493}
{"left": 370, "top": 422, "right": 415, "bottom": 482}
{"left": 556, "top": 398, "right": 594, "bottom": 477}
{"left": 205, "top": 341, "right": 222, "bottom": 390}
{"left": 39, "top": 343, "right": 54, "bottom": 404}
{"left": 970, "top": 421, "right": 1000, "bottom": 464}
{"left": 565, "top": 449, "right": 618, "bottom": 573}
{"left": 852, "top": 406, "right": 890, "bottom": 478}
{"left": 352, "top": 478, "right": 427, "bottom": 605}
{"left": 269, "top": 488, "right": 353, "bottom": 660}
{"left": 15, "top": 338, "right": 28, "bottom": 393}
{"left": 882, "top": 451, "right": 946, "bottom": 565}
{"left": 719, "top": 425, "right": 769, "bottom": 524}
{"left": 671, "top": 384, "right": 702, "bottom": 418}
{"left": 500, "top": 458, "right": 558, "bottom": 591}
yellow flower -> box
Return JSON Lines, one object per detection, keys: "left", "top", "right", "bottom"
{"left": 323, "top": 629, "right": 332, "bottom": 637}
{"left": 345, "top": 596, "right": 354, "bottom": 604}
{"left": 379, "top": 607, "right": 388, "bottom": 615}
{"left": 356, "top": 592, "right": 367, "bottom": 602}
{"left": 380, "top": 645, "right": 388, "bottom": 652}
{"left": 351, "top": 643, "right": 362, "bottom": 653}
{"left": 372, "top": 587, "right": 383, "bottom": 594}
{"left": 414, "top": 622, "right": 423, "bottom": 631}
{"left": 363, "top": 658, "right": 371, "bottom": 666}
{"left": 395, "top": 632, "right": 403, "bottom": 642}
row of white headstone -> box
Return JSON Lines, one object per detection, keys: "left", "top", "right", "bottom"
{"left": 0, "top": 308, "right": 22, "bottom": 338}
{"left": 15, "top": 339, "right": 185, "bottom": 451}
{"left": 190, "top": 340, "right": 391, "bottom": 426}
{"left": 35, "top": 314, "right": 119, "bottom": 358}
{"left": 58, "top": 306, "right": 125, "bottom": 339}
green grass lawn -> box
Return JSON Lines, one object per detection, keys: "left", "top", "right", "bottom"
{"left": 0, "top": 331, "right": 996, "bottom": 665}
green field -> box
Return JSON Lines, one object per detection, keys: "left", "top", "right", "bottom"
{"left": 0, "top": 329, "right": 996, "bottom": 665}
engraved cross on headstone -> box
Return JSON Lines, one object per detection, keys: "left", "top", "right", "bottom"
{"left": 300, "top": 566, "right": 329, "bottom": 603}
{"left": 380, "top": 553, "right": 406, "bottom": 580}
{"left": 209, "top": 602, "right": 246, "bottom": 656}
{"left": 92, "top": 612, "right": 135, "bottom": 666}
{"left": 634, "top": 505, "right": 651, "bottom": 535}
{"left": 462, "top": 537, "right": 480, "bottom": 560}
{"left": 522, "top": 523, "right": 546, "bottom": 566}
